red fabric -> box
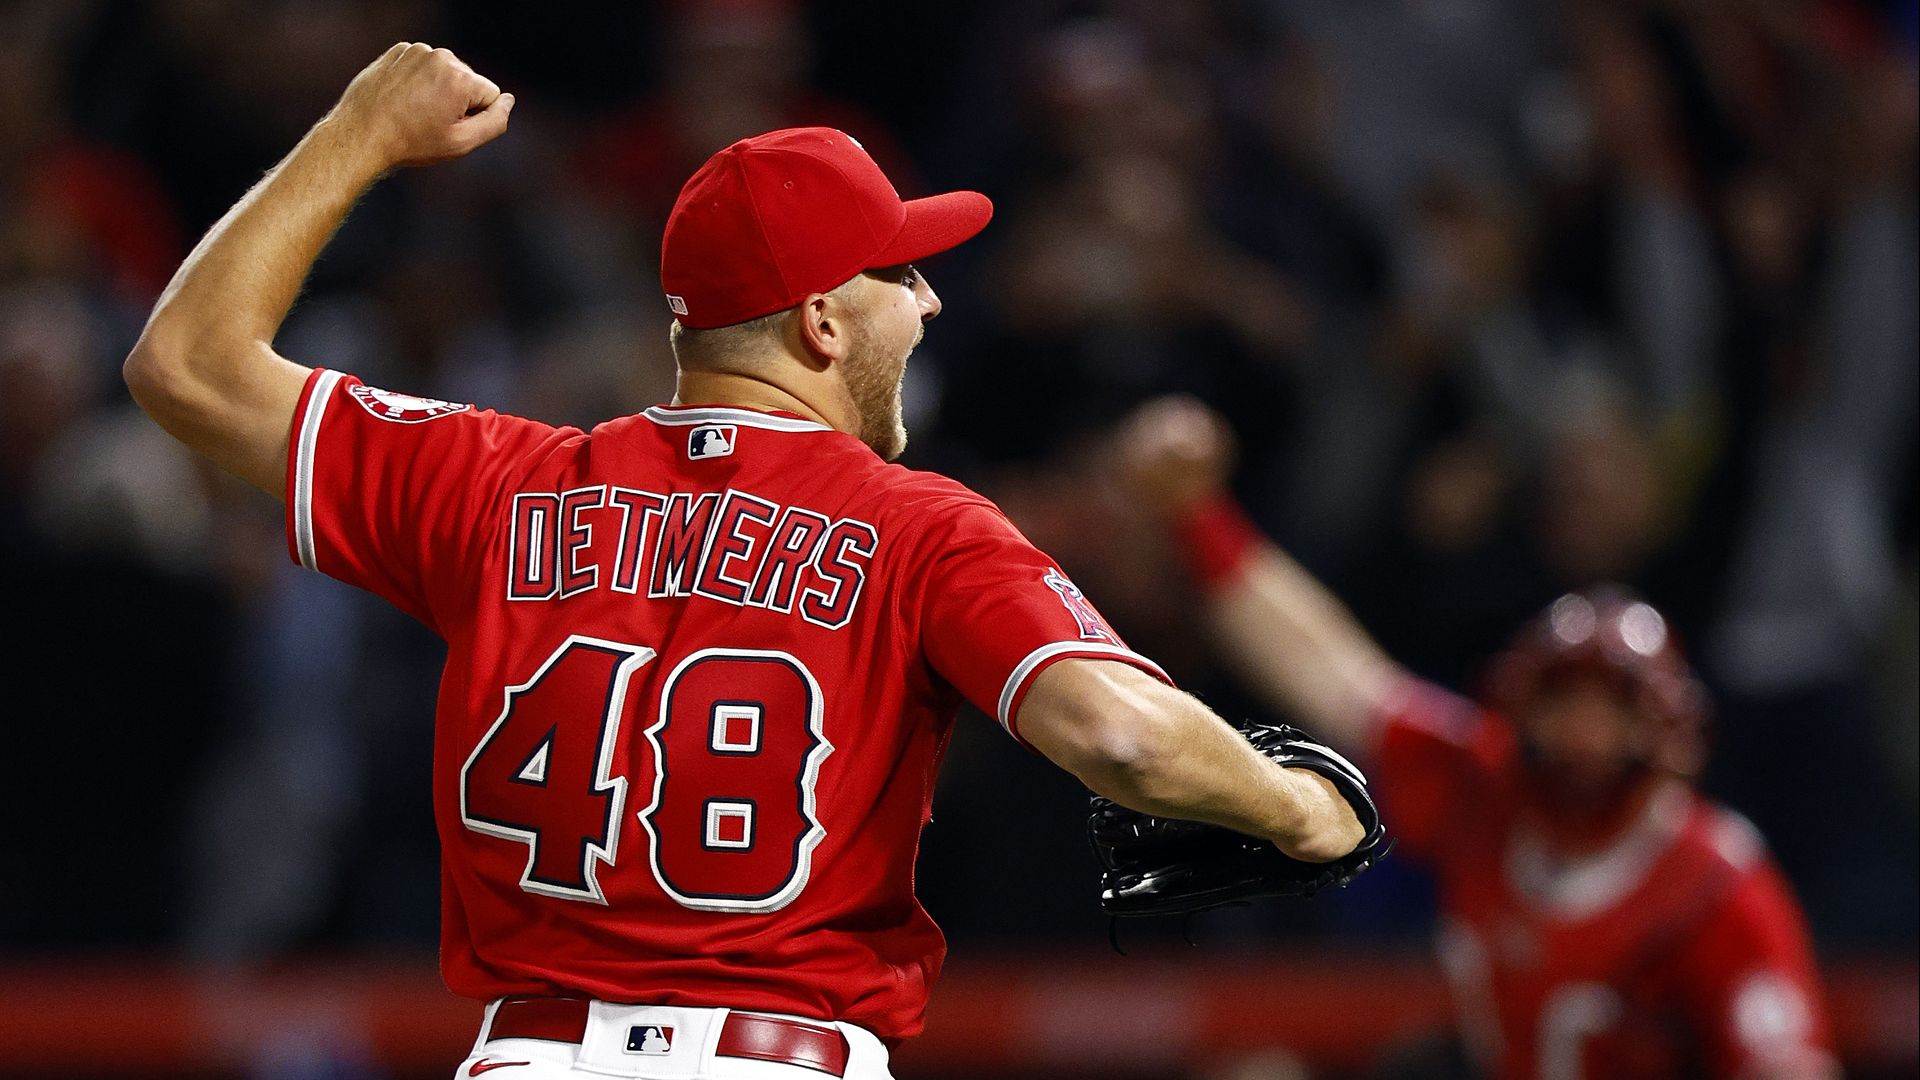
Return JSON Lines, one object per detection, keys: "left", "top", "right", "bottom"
{"left": 1172, "top": 495, "right": 1261, "bottom": 589}
{"left": 286, "top": 370, "right": 1168, "bottom": 1042}
{"left": 659, "top": 127, "right": 991, "bottom": 328}
{"left": 1374, "top": 678, "right": 1516, "bottom": 864}
{"left": 1669, "top": 860, "right": 1838, "bottom": 1077}
{"left": 1375, "top": 679, "right": 1835, "bottom": 1078}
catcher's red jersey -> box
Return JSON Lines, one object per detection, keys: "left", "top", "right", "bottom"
{"left": 284, "top": 370, "right": 1168, "bottom": 1041}
{"left": 1376, "top": 679, "right": 1835, "bottom": 1079}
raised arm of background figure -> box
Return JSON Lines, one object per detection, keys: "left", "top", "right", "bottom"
{"left": 1118, "top": 397, "right": 1405, "bottom": 757}
{"left": 122, "top": 43, "right": 513, "bottom": 498}
{"left": 1016, "top": 658, "right": 1367, "bottom": 863}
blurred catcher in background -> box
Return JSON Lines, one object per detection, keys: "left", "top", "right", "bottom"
{"left": 0, "top": 0, "right": 1911, "bottom": 1076}
{"left": 1122, "top": 397, "right": 1838, "bottom": 1080}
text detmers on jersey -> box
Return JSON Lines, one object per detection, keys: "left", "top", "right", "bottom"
{"left": 509, "top": 483, "right": 877, "bottom": 631}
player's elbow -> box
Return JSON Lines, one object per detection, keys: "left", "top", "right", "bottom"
{"left": 123, "top": 323, "right": 217, "bottom": 420}
{"left": 124, "top": 318, "right": 184, "bottom": 391}
{"left": 1026, "top": 666, "right": 1188, "bottom": 803}
{"left": 122, "top": 336, "right": 171, "bottom": 410}
{"left": 1079, "top": 699, "right": 1184, "bottom": 797}
{"left": 123, "top": 341, "right": 176, "bottom": 424}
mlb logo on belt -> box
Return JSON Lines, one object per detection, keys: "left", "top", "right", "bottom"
{"left": 626, "top": 1024, "right": 675, "bottom": 1054}
{"left": 688, "top": 425, "right": 737, "bottom": 460}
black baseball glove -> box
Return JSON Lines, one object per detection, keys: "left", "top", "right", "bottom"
{"left": 1089, "top": 722, "right": 1389, "bottom": 917}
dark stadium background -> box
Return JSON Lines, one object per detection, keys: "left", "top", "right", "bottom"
{"left": 0, "top": 0, "right": 1913, "bottom": 1077}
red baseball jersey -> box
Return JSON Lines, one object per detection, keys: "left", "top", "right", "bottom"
{"left": 284, "top": 370, "right": 1169, "bottom": 1041}
{"left": 1376, "top": 679, "right": 1836, "bottom": 1079}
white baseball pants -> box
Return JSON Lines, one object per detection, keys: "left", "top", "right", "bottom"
{"left": 456, "top": 1000, "right": 895, "bottom": 1080}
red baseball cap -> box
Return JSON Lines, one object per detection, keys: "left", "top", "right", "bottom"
{"left": 660, "top": 127, "right": 993, "bottom": 329}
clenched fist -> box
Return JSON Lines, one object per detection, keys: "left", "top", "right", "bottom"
{"left": 327, "top": 42, "right": 513, "bottom": 171}
{"left": 1118, "top": 396, "right": 1236, "bottom": 518}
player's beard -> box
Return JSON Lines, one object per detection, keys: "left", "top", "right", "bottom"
{"left": 845, "top": 322, "right": 916, "bottom": 461}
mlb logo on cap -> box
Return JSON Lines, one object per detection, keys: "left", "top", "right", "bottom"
{"left": 626, "top": 1025, "right": 674, "bottom": 1054}
{"left": 688, "top": 425, "right": 737, "bottom": 460}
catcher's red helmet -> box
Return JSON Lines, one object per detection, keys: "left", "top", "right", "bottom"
{"left": 1484, "top": 588, "right": 1710, "bottom": 776}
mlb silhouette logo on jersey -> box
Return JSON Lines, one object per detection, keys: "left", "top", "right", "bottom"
{"left": 688, "top": 425, "right": 737, "bottom": 460}
{"left": 626, "top": 1025, "right": 674, "bottom": 1054}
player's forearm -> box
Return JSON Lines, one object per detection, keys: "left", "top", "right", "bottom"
{"left": 131, "top": 117, "right": 380, "bottom": 370}
{"left": 1213, "top": 546, "right": 1400, "bottom": 746}
{"left": 1102, "top": 696, "right": 1363, "bottom": 862}
{"left": 1176, "top": 498, "right": 1400, "bottom": 752}
{"left": 1021, "top": 660, "right": 1364, "bottom": 862}
{"left": 126, "top": 44, "right": 513, "bottom": 499}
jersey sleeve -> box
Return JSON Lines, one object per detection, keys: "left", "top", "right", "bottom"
{"left": 1671, "top": 856, "right": 1837, "bottom": 1078}
{"left": 284, "top": 368, "right": 570, "bottom": 632}
{"left": 909, "top": 496, "right": 1171, "bottom": 747}
{"left": 1374, "top": 676, "right": 1515, "bottom": 862}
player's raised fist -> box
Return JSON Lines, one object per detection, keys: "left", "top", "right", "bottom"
{"left": 327, "top": 42, "right": 514, "bottom": 170}
{"left": 1119, "top": 396, "right": 1236, "bottom": 517}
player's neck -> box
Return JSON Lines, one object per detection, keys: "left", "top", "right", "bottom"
{"left": 672, "top": 370, "right": 846, "bottom": 433}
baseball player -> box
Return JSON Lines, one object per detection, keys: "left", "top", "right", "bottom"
{"left": 123, "top": 45, "right": 1367, "bottom": 1079}
{"left": 1121, "top": 397, "right": 1839, "bottom": 1080}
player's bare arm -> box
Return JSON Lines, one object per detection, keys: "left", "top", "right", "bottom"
{"left": 1018, "top": 658, "right": 1367, "bottom": 863}
{"left": 1120, "top": 396, "right": 1403, "bottom": 753}
{"left": 123, "top": 42, "right": 513, "bottom": 497}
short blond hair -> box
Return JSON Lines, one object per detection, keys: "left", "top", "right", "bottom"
{"left": 667, "top": 274, "right": 870, "bottom": 371}
{"left": 668, "top": 308, "right": 790, "bottom": 371}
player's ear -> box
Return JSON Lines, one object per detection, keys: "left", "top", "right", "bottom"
{"left": 794, "top": 292, "right": 849, "bottom": 369}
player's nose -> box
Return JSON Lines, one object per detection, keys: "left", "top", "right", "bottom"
{"left": 916, "top": 273, "right": 941, "bottom": 321}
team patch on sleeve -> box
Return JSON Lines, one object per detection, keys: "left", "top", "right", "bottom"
{"left": 1043, "top": 568, "right": 1116, "bottom": 642}
{"left": 349, "top": 383, "right": 473, "bottom": 423}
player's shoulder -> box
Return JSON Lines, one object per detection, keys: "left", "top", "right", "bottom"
{"left": 1676, "top": 796, "right": 1774, "bottom": 877}
{"left": 864, "top": 464, "right": 996, "bottom": 512}
{"left": 318, "top": 371, "right": 585, "bottom": 475}
{"left": 740, "top": 444, "right": 1007, "bottom": 524}
{"left": 1664, "top": 795, "right": 1818, "bottom": 932}
{"left": 1666, "top": 800, "right": 1821, "bottom": 973}
{"left": 861, "top": 466, "right": 1033, "bottom": 550}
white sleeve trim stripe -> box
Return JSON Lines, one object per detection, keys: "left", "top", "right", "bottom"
{"left": 995, "top": 640, "right": 1172, "bottom": 732}
{"left": 293, "top": 369, "right": 345, "bottom": 572}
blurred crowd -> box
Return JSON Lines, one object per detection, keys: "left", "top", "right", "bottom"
{"left": 1, "top": 0, "right": 1914, "bottom": 1009}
